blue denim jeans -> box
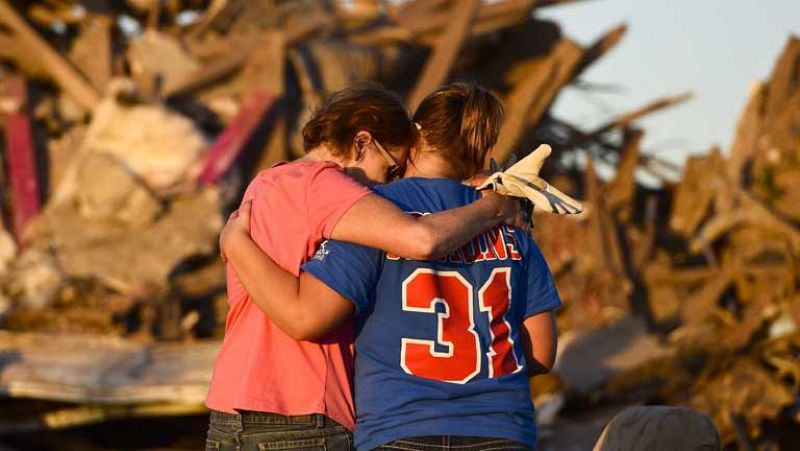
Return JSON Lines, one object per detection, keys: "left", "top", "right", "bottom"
{"left": 374, "top": 436, "right": 532, "bottom": 451}
{"left": 206, "top": 410, "right": 353, "bottom": 451}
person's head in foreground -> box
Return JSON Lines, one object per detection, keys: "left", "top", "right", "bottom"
{"left": 302, "top": 82, "right": 417, "bottom": 186}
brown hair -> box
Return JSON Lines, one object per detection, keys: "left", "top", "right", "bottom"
{"left": 302, "top": 83, "right": 417, "bottom": 156}
{"left": 412, "top": 83, "right": 504, "bottom": 179}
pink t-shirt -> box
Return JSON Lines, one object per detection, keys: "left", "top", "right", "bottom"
{"left": 205, "top": 161, "right": 371, "bottom": 430}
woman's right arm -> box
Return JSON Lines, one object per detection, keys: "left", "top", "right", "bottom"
{"left": 221, "top": 202, "right": 354, "bottom": 340}
{"left": 330, "top": 191, "right": 521, "bottom": 260}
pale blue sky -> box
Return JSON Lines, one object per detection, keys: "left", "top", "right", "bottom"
{"left": 539, "top": 0, "right": 800, "bottom": 167}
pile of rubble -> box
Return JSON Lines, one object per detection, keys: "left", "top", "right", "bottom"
{"left": 0, "top": 0, "right": 687, "bottom": 339}
{"left": 0, "top": 0, "right": 796, "bottom": 448}
{"left": 535, "top": 37, "right": 800, "bottom": 449}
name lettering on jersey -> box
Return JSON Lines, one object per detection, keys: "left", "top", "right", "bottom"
{"left": 387, "top": 219, "right": 523, "bottom": 263}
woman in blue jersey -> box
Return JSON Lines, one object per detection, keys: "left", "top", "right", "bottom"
{"left": 221, "top": 84, "right": 561, "bottom": 451}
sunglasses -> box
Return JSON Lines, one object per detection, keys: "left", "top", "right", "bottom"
{"left": 372, "top": 139, "right": 403, "bottom": 181}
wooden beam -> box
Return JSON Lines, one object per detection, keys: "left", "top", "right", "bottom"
{"left": 689, "top": 186, "right": 800, "bottom": 254}
{"left": 393, "top": 0, "right": 536, "bottom": 44}
{"left": 197, "top": 90, "right": 278, "bottom": 186}
{"left": 494, "top": 39, "right": 583, "bottom": 164}
{"left": 561, "top": 92, "right": 693, "bottom": 152}
{"left": 242, "top": 30, "right": 291, "bottom": 172}
{"left": 727, "top": 82, "right": 765, "bottom": 187}
{"left": 573, "top": 23, "right": 627, "bottom": 78}
{"left": 733, "top": 188, "right": 800, "bottom": 251}
{"left": 0, "top": 331, "right": 220, "bottom": 405}
{"left": 407, "top": 0, "right": 481, "bottom": 111}
{"left": 162, "top": 47, "right": 247, "bottom": 98}
{"left": 591, "top": 92, "right": 693, "bottom": 137}
{"left": 169, "top": 15, "right": 325, "bottom": 98}
{"left": 606, "top": 129, "right": 643, "bottom": 213}
{"left": 0, "top": 31, "right": 47, "bottom": 78}
{"left": 68, "top": 17, "right": 112, "bottom": 93}
{"left": 0, "top": 0, "right": 100, "bottom": 110}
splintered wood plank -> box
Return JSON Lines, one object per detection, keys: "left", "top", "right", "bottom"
{"left": 562, "top": 92, "right": 693, "bottom": 152}
{"left": 606, "top": 129, "right": 643, "bottom": 213}
{"left": 584, "top": 158, "right": 626, "bottom": 281}
{"left": 0, "top": 331, "right": 220, "bottom": 405}
{"left": 589, "top": 92, "right": 693, "bottom": 137}
{"left": 0, "top": 31, "right": 47, "bottom": 78}
{"left": 573, "top": 23, "right": 627, "bottom": 78}
{"left": 407, "top": 0, "right": 480, "bottom": 112}
{"left": 0, "top": 0, "right": 99, "bottom": 110}
{"left": 240, "top": 30, "right": 285, "bottom": 94}
{"left": 691, "top": 186, "right": 800, "bottom": 254}
{"left": 197, "top": 90, "right": 278, "bottom": 186}
{"left": 69, "top": 17, "right": 112, "bottom": 93}
{"left": 727, "top": 82, "right": 765, "bottom": 187}
{"left": 763, "top": 36, "right": 800, "bottom": 125}
{"left": 669, "top": 150, "right": 725, "bottom": 237}
{"left": 393, "top": 0, "right": 535, "bottom": 43}
{"left": 162, "top": 47, "right": 248, "bottom": 98}
{"left": 172, "top": 11, "right": 329, "bottom": 98}
{"left": 493, "top": 39, "right": 583, "bottom": 164}
{"left": 241, "top": 31, "right": 291, "bottom": 172}
{"left": 1, "top": 75, "right": 40, "bottom": 243}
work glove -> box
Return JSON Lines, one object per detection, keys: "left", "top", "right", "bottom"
{"left": 477, "top": 144, "right": 583, "bottom": 215}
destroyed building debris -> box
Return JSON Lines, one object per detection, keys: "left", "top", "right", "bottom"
{"left": 0, "top": 0, "right": 797, "bottom": 449}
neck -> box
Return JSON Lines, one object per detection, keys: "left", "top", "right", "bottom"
{"left": 302, "top": 145, "right": 348, "bottom": 167}
{"left": 404, "top": 147, "right": 461, "bottom": 180}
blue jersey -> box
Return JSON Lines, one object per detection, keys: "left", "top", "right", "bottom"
{"left": 301, "top": 178, "right": 562, "bottom": 450}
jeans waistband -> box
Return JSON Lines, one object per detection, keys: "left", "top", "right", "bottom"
{"left": 209, "top": 410, "right": 337, "bottom": 429}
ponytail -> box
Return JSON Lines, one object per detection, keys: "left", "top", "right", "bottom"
{"left": 413, "top": 83, "right": 504, "bottom": 179}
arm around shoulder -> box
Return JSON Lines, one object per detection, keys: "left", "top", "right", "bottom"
{"left": 331, "top": 191, "right": 513, "bottom": 260}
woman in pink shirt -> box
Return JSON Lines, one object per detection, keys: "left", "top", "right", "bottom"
{"left": 205, "top": 84, "right": 522, "bottom": 451}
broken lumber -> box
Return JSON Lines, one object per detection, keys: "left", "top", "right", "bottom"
{"left": 726, "top": 82, "right": 765, "bottom": 186}
{"left": 563, "top": 92, "right": 693, "bottom": 151}
{"left": 392, "top": 0, "right": 536, "bottom": 44}
{"left": 0, "top": 331, "right": 220, "bottom": 405}
{"left": 197, "top": 90, "right": 278, "bottom": 186}
{"left": 406, "top": 0, "right": 481, "bottom": 112}
{"left": 0, "top": 0, "right": 100, "bottom": 110}
{"left": 606, "top": 129, "right": 643, "bottom": 213}
{"left": 573, "top": 24, "right": 627, "bottom": 78}
{"left": 494, "top": 39, "right": 584, "bottom": 164}
{"left": 68, "top": 17, "right": 113, "bottom": 93}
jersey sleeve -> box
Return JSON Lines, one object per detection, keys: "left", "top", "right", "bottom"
{"left": 301, "top": 240, "right": 383, "bottom": 313}
{"left": 521, "top": 234, "right": 563, "bottom": 318}
{"left": 306, "top": 163, "right": 372, "bottom": 239}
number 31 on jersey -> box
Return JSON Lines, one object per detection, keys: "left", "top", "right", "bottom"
{"left": 400, "top": 268, "right": 523, "bottom": 384}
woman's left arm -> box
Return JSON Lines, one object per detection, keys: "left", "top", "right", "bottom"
{"left": 519, "top": 311, "right": 558, "bottom": 376}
